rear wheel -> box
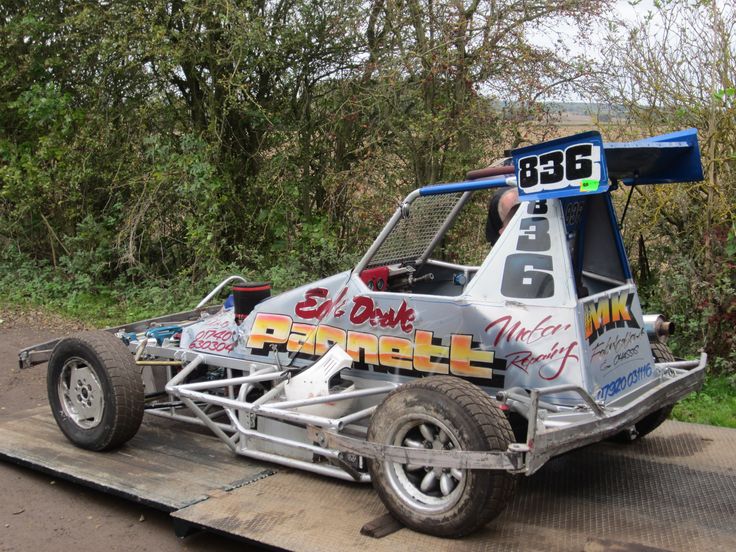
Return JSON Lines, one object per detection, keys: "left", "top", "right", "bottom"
{"left": 634, "top": 342, "right": 676, "bottom": 438}
{"left": 47, "top": 331, "right": 144, "bottom": 451}
{"left": 615, "top": 341, "right": 675, "bottom": 442}
{"left": 367, "top": 377, "right": 516, "bottom": 537}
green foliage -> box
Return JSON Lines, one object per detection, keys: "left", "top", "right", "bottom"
{"left": 1, "top": 0, "right": 605, "bottom": 293}
{"left": 672, "top": 373, "right": 736, "bottom": 428}
{"left": 599, "top": 0, "right": 736, "bottom": 374}
{"left": 0, "top": 247, "right": 194, "bottom": 326}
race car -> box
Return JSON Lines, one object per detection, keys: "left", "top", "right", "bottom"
{"left": 19, "top": 129, "right": 707, "bottom": 538}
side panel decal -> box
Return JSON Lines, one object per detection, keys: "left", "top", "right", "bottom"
{"left": 245, "top": 312, "right": 505, "bottom": 387}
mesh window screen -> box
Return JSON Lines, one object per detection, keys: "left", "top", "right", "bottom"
{"left": 367, "top": 192, "right": 463, "bottom": 268}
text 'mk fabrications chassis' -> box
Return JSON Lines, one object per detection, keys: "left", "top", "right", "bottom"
{"left": 19, "top": 129, "right": 707, "bottom": 538}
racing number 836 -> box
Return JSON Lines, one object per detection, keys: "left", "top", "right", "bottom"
{"left": 518, "top": 144, "right": 600, "bottom": 190}
{"left": 501, "top": 201, "right": 554, "bottom": 299}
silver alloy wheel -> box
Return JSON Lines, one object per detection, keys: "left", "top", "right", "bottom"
{"left": 57, "top": 357, "right": 104, "bottom": 429}
{"left": 385, "top": 414, "right": 467, "bottom": 514}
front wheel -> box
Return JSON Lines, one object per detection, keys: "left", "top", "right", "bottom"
{"left": 47, "top": 331, "right": 144, "bottom": 451}
{"left": 367, "top": 376, "right": 516, "bottom": 537}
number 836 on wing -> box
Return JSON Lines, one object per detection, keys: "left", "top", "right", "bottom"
{"left": 512, "top": 131, "right": 609, "bottom": 200}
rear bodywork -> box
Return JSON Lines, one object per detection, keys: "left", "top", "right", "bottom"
{"left": 19, "top": 129, "right": 706, "bottom": 480}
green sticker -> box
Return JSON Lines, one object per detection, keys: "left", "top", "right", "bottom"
{"left": 580, "top": 179, "right": 600, "bottom": 192}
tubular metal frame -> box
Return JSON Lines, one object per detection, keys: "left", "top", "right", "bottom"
{"left": 142, "top": 346, "right": 396, "bottom": 482}
{"left": 139, "top": 335, "right": 705, "bottom": 481}
{"left": 129, "top": 224, "right": 707, "bottom": 482}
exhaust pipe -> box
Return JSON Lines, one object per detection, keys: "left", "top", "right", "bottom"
{"left": 643, "top": 314, "right": 675, "bottom": 342}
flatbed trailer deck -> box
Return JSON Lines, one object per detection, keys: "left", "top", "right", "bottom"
{"left": 1, "top": 406, "right": 735, "bottom": 551}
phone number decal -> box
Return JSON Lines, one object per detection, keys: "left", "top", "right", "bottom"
{"left": 596, "top": 363, "right": 653, "bottom": 401}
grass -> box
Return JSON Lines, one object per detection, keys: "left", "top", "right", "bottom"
{"left": 0, "top": 257, "right": 229, "bottom": 328}
{"left": 0, "top": 281, "right": 202, "bottom": 328}
{"left": 672, "top": 374, "right": 736, "bottom": 428}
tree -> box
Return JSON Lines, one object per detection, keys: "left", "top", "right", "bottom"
{"left": 353, "top": 0, "right": 607, "bottom": 186}
{"left": 595, "top": 0, "right": 735, "bottom": 371}
{"left": 1, "top": 0, "right": 611, "bottom": 289}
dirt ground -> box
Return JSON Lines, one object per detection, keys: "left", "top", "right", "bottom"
{"left": 0, "top": 307, "right": 250, "bottom": 552}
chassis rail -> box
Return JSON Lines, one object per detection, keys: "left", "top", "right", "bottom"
{"left": 17, "top": 305, "right": 222, "bottom": 370}
{"left": 294, "top": 355, "right": 706, "bottom": 477}
{"left": 520, "top": 354, "right": 706, "bottom": 473}
{"left": 155, "top": 343, "right": 705, "bottom": 479}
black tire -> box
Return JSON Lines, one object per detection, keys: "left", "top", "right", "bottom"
{"left": 613, "top": 341, "right": 675, "bottom": 442}
{"left": 634, "top": 341, "right": 676, "bottom": 438}
{"left": 47, "top": 331, "right": 144, "bottom": 451}
{"left": 367, "top": 376, "right": 516, "bottom": 537}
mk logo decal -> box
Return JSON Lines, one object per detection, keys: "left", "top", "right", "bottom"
{"left": 584, "top": 291, "right": 640, "bottom": 344}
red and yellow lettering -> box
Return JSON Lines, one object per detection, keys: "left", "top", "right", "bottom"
{"left": 346, "top": 331, "right": 379, "bottom": 365}
{"left": 413, "top": 330, "right": 449, "bottom": 374}
{"left": 246, "top": 313, "right": 292, "bottom": 350}
{"left": 248, "top": 310, "right": 501, "bottom": 379}
{"left": 610, "top": 292, "right": 631, "bottom": 323}
{"left": 585, "top": 300, "right": 610, "bottom": 340}
{"left": 315, "top": 325, "right": 347, "bottom": 356}
{"left": 379, "top": 336, "right": 413, "bottom": 370}
{"left": 450, "top": 335, "right": 494, "bottom": 378}
{"left": 287, "top": 322, "right": 317, "bottom": 354}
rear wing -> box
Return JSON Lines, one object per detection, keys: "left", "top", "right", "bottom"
{"left": 604, "top": 128, "right": 703, "bottom": 185}
{"left": 417, "top": 128, "right": 704, "bottom": 202}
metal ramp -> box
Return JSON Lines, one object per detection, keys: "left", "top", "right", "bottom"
{"left": 0, "top": 407, "right": 274, "bottom": 513}
{"left": 1, "top": 408, "right": 735, "bottom": 551}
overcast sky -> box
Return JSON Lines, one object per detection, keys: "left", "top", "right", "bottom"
{"left": 530, "top": 0, "right": 658, "bottom": 101}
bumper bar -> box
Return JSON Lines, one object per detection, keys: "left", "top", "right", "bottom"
{"left": 523, "top": 353, "right": 706, "bottom": 474}
{"left": 307, "top": 354, "right": 706, "bottom": 476}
